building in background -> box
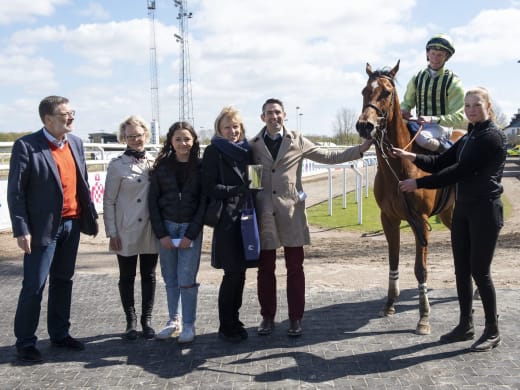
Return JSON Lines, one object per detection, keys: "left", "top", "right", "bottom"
{"left": 504, "top": 109, "right": 520, "bottom": 146}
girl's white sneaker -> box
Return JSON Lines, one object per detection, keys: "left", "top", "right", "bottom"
{"left": 155, "top": 319, "right": 182, "bottom": 339}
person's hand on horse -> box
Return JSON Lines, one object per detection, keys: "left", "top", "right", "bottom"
{"left": 398, "top": 178, "right": 417, "bottom": 192}
{"left": 416, "top": 115, "right": 438, "bottom": 124}
{"left": 401, "top": 109, "right": 412, "bottom": 120}
{"left": 391, "top": 147, "right": 416, "bottom": 161}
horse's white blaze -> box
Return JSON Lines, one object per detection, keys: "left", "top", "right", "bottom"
{"left": 371, "top": 80, "right": 378, "bottom": 89}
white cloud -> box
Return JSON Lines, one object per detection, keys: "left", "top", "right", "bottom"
{"left": 452, "top": 8, "right": 520, "bottom": 65}
{"left": 0, "top": 0, "right": 69, "bottom": 25}
{"left": 10, "top": 19, "right": 177, "bottom": 69}
{"left": 78, "top": 2, "right": 110, "bottom": 21}
{"left": 75, "top": 64, "right": 112, "bottom": 78}
{"left": 1, "top": 0, "right": 519, "bottom": 138}
{"left": 0, "top": 55, "right": 57, "bottom": 91}
{"left": 182, "top": 0, "right": 422, "bottom": 133}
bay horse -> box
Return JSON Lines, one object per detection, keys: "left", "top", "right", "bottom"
{"left": 355, "top": 61, "right": 462, "bottom": 335}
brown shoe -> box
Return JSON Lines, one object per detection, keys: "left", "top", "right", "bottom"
{"left": 257, "top": 318, "right": 274, "bottom": 335}
{"left": 288, "top": 320, "right": 302, "bottom": 337}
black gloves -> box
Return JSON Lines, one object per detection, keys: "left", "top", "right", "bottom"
{"left": 236, "top": 180, "right": 251, "bottom": 195}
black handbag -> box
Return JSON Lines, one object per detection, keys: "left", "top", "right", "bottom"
{"left": 203, "top": 154, "right": 225, "bottom": 228}
{"left": 204, "top": 198, "right": 223, "bottom": 228}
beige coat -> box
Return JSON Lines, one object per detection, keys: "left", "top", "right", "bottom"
{"left": 249, "top": 128, "right": 363, "bottom": 249}
{"left": 103, "top": 153, "right": 159, "bottom": 256}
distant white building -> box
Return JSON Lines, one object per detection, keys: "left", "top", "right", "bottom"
{"left": 504, "top": 109, "right": 520, "bottom": 145}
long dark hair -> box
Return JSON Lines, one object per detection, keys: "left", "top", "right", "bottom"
{"left": 151, "top": 121, "right": 200, "bottom": 175}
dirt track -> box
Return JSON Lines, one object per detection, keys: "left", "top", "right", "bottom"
{"left": 1, "top": 160, "right": 519, "bottom": 291}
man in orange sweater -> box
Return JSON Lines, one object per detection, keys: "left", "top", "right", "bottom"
{"left": 7, "top": 96, "right": 98, "bottom": 363}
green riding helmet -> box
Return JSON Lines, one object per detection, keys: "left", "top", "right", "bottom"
{"left": 426, "top": 34, "right": 455, "bottom": 58}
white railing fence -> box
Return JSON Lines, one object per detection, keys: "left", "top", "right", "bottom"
{"left": 0, "top": 142, "right": 376, "bottom": 231}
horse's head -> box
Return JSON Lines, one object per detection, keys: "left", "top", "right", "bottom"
{"left": 355, "top": 60, "right": 400, "bottom": 140}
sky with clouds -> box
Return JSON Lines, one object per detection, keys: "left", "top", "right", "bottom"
{"left": 0, "top": 0, "right": 519, "bottom": 141}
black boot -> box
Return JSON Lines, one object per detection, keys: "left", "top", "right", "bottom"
{"left": 125, "top": 308, "right": 138, "bottom": 340}
{"left": 218, "top": 324, "right": 242, "bottom": 343}
{"left": 440, "top": 316, "right": 474, "bottom": 343}
{"left": 470, "top": 321, "right": 501, "bottom": 352}
{"left": 119, "top": 282, "right": 138, "bottom": 340}
{"left": 141, "top": 271, "right": 156, "bottom": 339}
{"left": 232, "top": 272, "right": 247, "bottom": 340}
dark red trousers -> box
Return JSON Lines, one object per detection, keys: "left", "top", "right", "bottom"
{"left": 257, "top": 246, "right": 305, "bottom": 321}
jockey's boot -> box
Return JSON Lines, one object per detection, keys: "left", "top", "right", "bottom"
{"left": 440, "top": 315, "right": 474, "bottom": 343}
{"left": 422, "top": 137, "right": 440, "bottom": 152}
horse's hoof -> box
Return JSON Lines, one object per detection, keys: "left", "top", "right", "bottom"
{"left": 415, "top": 322, "right": 431, "bottom": 335}
{"left": 379, "top": 306, "right": 395, "bottom": 317}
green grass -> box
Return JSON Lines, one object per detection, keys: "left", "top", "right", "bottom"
{"left": 307, "top": 188, "right": 513, "bottom": 234}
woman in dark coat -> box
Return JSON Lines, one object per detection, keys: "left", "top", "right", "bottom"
{"left": 392, "top": 87, "right": 507, "bottom": 352}
{"left": 202, "top": 106, "right": 257, "bottom": 342}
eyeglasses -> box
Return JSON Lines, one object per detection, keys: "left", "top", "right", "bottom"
{"left": 53, "top": 110, "right": 76, "bottom": 117}
{"left": 125, "top": 133, "right": 145, "bottom": 141}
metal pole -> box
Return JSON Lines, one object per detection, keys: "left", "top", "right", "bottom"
{"left": 327, "top": 167, "right": 333, "bottom": 216}
{"left": 352, "top": 166, "right": 363, "bottom": 224}
{"left": 342, "top": 166, "right": 347, "bottom": 209}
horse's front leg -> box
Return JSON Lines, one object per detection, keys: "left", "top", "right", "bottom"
{"left": 381, "top": 212, "right": 401, "bottom": 317}
{"left": 414, "top": 227, "right": 431, "bottom": 335}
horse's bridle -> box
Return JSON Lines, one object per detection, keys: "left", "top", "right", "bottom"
{"left": 362, "top": 75, "right": 399, "bottom": 180}
{"left": 363, "top": 74, "right": 432, "bottom": 245}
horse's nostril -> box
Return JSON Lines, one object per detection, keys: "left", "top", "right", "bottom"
{"left": 356, "top": 121, "right": 374, "bottom": 139}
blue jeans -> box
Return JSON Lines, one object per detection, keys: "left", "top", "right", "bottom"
{"left": 14, "top": 219, "right": 80, "bottom": 348}
{"left": 159, "top": 220, "right": 202, "bottom": 325}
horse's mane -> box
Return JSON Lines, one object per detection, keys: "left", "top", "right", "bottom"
{"left": 370, "top": 67, "right": 399, "bottom": 85}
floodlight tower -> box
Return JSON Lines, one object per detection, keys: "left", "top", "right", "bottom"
{"left": 173, "top": 0, "right": 194, "bottom": 126}
{"left": 147, "top": 0, "right": 160, "bottom": 144}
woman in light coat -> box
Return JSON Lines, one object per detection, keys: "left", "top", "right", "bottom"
{"left": 103, "top": 115, "right": 159, "bottom": 340}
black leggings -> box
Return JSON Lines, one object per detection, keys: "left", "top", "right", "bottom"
{"left": 451, "top": 198, "right": 503, "bottom": 324}
{"left": 117, "top": 253, "right": 158, "bottom": 286}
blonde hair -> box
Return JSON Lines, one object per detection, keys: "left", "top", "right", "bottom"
{"left": 213, "top": 106, "right": 246, "bottom": 140}
{"left": 465, "top": 87, "right": 496, "bottom": 122}
{"left": 118, "top": 115, "right": 151, "bottom": 143}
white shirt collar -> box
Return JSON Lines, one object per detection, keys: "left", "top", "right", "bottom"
{"left": 43, "top": 127, "right": 68, "bottom": 148}
{"left": 264, "top": 128, "right": 283, "bottom": 141}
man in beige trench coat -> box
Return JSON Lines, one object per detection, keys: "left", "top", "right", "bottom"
{"left": 249, "top": 98, "right": 372, "bottom": 337}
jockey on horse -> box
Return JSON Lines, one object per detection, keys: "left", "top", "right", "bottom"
{"left": 401, "top": 34, "right": 466, "bottom": 153}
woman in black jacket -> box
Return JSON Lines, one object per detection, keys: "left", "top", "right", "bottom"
{"left": 392, "top": 87, "right": 507, "bottom": 352}
{"left": 202, "top": 106, "right": 257, "bottom": 342}
{"left": 149, "top": 121, "right": 205, "bottom": 344}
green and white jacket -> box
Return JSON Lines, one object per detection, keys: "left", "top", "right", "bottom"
{"left": 401, "top": 65, "right": 465, "bottom": 128}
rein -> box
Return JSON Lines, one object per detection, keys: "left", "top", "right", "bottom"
{"left": 364, "top": 86, "right": 401, "bottom": 182}
{"left": 366, "top": 76, "right": 431, "bottom": 246}
{"left": 402, "top": 123, "right": 423, "bottom": 151}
